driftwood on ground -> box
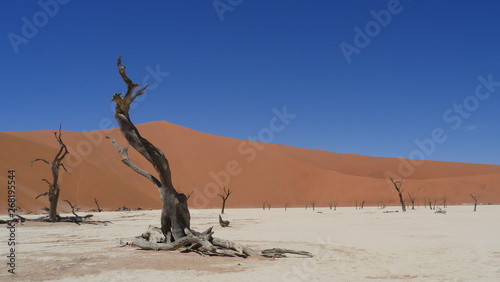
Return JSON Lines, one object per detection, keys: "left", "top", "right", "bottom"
{"left": 118, "top": 225, "right": 313, "bottom": 258}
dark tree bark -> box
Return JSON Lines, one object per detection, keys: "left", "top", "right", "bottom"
{"left": 109, "top": 57, "right": 190, "bottom": 241}
{"left": 360, "top": 200, "right": 365, "bottom": 209}
{"left": 217, "top": 186, "right": 232, "bottom": 214}
{"left": 470, "top": 194, "right": 478, "bottom": 212}
{"left": 407, "top": 193, "right": 416, "bottom": 210}
{"left": 389, "top": 178, "right": 406, "bottom": 212}
{"left": 32, "top": 126, "right": 69, "bottom": 222}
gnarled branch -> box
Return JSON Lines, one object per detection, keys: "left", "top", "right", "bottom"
{"left": 105, "top": 136, "right": 161, "bottom": 188}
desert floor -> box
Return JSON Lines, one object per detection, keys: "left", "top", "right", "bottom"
{"left": 1, "top": 205, "right": 499, "bottom": 281}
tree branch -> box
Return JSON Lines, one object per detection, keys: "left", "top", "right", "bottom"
{"left": 106, "top": 136, "right": 161, "bottom": 187}
{"left": 36, "top": 192, "right": 49, "bottom": 199}
{"left": 32, "top": 158, "right": 50, "bottom": 166}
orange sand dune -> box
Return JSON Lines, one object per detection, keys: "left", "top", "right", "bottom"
{"left": 1, "top": 121, "right": 499, "bottom": 213}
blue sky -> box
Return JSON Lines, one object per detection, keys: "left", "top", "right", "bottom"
{"left": 2, "top": 0, "right": 500, "bottom": 165}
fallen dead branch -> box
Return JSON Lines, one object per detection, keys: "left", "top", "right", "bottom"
{"left": 118, "top": 225, "right": 313, "bottom": 259}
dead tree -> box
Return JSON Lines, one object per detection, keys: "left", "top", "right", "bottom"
{"left": 262, "top": 202, "right": 267, "bottom": 210}
{"left": 32, "top": 125, "right": 70, "bottom": 222}
{"left": 379, "top": 200, "right": 387, "bottom": 209}
{"left": 442, "top": 195, "right": 448, "bottom": 208}
{"left": 108, "top": 57, "right": 310, "bottom": 257}
{"left": 360, "top": 200, "right": 365, "bottom": 209}
{"left": 311, "top": 200, "right": 317, "bottom": 211}
{"left": 470, "top": 194, "right": 478, "bottom": 212}
{"left": 217, "top": 186, "right": 232, "bottom": 214}
{"left": 389, "top": 178, "right": 406, "bottom": 212}
{"left": 284, "top": 203, "right": 288, "bottom": 211}
{"left": 428, "top": 199, "right": 433, "bottom": 210}
{"left": 94, "top": 198, "right": 102, "bottom": 212}
{"left": 407, "top": 193, "right": 416, "bottom": 210}
{"left": 328, "top": 200, "right": 338, "bottom": 211}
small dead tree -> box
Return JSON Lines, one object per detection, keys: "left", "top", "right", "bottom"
{"left": 328, "top": 200, "right": 338, "bottom": 210}
{"left": 262, "top": 202, "right": 267, "bottom": 210}
{"left": 360, "top": 200, "right": 365, "bottom": 209}
{"left": 442, "top": 195, "right": 448, "bottom": 208}
{"left": 470, "top": 194, "right": 478, "bottom": 212}
{"left": 32, "top": 125, "right": 70, "bottom": 222}
{"left": 379, "top": 200, "right": 387, "bottom": 209}
{"left": 94, "top": 198, "right": 102, "bottom": 212}
{"left": 389, "top": 178, "right": 406, "bottom": 212}
{"left": 217, "top": 186, "right": 232, "bottom": 214}
{"left": 311, "top": 200, "right": 317, "bottom": 211}
{"left": 284, "top": 203, "right": 288, "bottom": 211}
{"left": 407, "top": 193, "right": 416, "bottom": 210}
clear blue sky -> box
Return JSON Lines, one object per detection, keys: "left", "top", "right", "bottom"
{"left": 2, "top": 1, "right": 500, "bottom": 165}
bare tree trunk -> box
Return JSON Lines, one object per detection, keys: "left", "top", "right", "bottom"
{"left": 109, "top": 57, "right": 190, "bottom": 241}
{"left": 470, "top": 194, "right": 478, "bottom": 212}
{"left": 94, "top": 198, "right": 102, "bottom": 212}
{"left": 408, "top": 193, "right": 415, "bottom": 210}
{"left": 389, "top": 178, "right": 406, "bottom": 212}
{"left": 32, "top": 126, "right": 70, "bottom": 222}
{"left": 217, "top": 186, "right": 232, "bottom": 214}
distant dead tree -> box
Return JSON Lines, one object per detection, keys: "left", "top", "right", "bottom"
{"left": 407, "top": 193, "right": 416, "bottom": 210}
{"left": 422, "top": 198, "right": 427, "bottom": 209}
{"left": 389, "top": 178, "right": 406, "bottom": 212}
{"left": 32, "top": 125, "right": 70, "bottom": 222}
{"left": 433, "top": 199, "right": 437, "bottom": 210}
{"left": 470, "top": 194, "right": 479, "bottom": 212}
{"left": 355, "top": 200, "right": 358, "bottom": 210}
{"left": 311, "top": 200, "right": 317, "bottom": 211}
{"left": 441, "top": 195, "right": 448, "bottom": 208}
{"left": 217, "top": 186, "right": 232, "bottom": 214}
{"left": 379, "top": 200, "right": 387, "bottom": 209}
{"left": 94, "top": 198, "right": 102, "bottom": 212}
{"left": 284, "top": 203, "right": 288, "bottom": 211}
{"left": 263, "top": 202, "right": 267, "bottom": 210}
{"left": 328, "top": 200, "right": 338, "bottom": 210}
{"left": 360, "top": 200, "right": 365, "bottom": 209}
{"left": 428, "top": 198, "right": 434, "bottom": 210}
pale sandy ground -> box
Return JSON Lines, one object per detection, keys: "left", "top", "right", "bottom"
{"left": 1, "top": 205, "right": 499, "bottom": 281}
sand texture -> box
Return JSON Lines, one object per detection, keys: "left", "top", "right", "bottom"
{"left": 0, "top": 206, "right": 499, "bottom": 281}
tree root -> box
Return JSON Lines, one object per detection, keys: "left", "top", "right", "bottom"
{"left": 121, "top": 225, "right": 313, "bottom": 258}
